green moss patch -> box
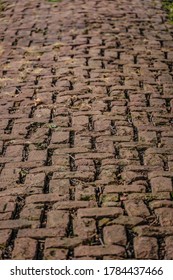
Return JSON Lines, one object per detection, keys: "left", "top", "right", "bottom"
{"left": 47, "top": 0, "right": 62, "bottom": 2}
{"left": 162, "top": 0, "right": 173, "bottom": 23}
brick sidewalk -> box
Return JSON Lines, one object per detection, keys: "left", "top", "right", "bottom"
{"left": 0, "top": 0, "right": 173, "bottom": 260}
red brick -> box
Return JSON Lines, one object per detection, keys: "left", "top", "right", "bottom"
{"left": 47, "top": 210, "right": 69, "bottom": 231}
{"left": 51, "top": 131, "right": 69, "bottom": 144}
{"left": 24, "top": 173, "right": 45, "bottom": 186}
{"left": 77, "top": 207, "right": 123, "bottom": 218}
{"left": 45, "top": 237, "right": 83, "bottom": 249}
{"left": 0, "top": 219, "right": 36, "bottom": 230}
{"left": 0, "top": 196, "right": 16, "bottom": 212}
{"left": 134, "top": 237, "right": 158, "bottom": 259}
{"left": 0, "top": 229, "right": 11, "bottom": 246}
{"left": 75, "top": 245, "right": 125, "bottom": 258}
{"left": 103, "top": 225, "right": 127, "bottom": 246}
{"left": 12, "top": 238, "right": 37, "bottom": 260}
{"left": 44, "top": 248, "right": 68, "bottom": 260}
{"left": 53, "top": 201, "right": 96, "bottom": 210}
{"left": 18, "top": 228, "right": 66, "bottom": 238}
{"left": 165, "top": 236, "right": 173, "bottom": 259}
{"left": 155, "top": 208, "right": 173, "bottom": 226}
{"left": 74, "top": 218, "right": 96, "bottom": 239}
{"left": 26, "top": 193, "right": 68, "bottom": 204}
{"left": 124, "top": 200, "right": 150, "bottom": 217}
{"left": 150, "top": 177, "right": 172, "bottom": 193}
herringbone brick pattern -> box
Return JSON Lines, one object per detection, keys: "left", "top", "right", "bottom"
{"left": 0, "top": 0, "right": 173, "bottom": 259}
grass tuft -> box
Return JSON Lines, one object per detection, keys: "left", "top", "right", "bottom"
{"left": 0, "top": 1, "right": 5, "bottom": 12}
{"left": 48, "top": 0, "right": 62, "bottom": 3}
{"left": 162, "top": 0, "right": 173, "bottom": 23}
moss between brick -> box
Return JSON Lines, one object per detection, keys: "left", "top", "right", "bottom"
{"left": 0, "top": 1, "right": 5, "bottom": 12}
{"left": 162, "top": 0, "right": 173, "bottom": 23}
{"left": 48, "top": 0, "right": 62, "bottom": 2}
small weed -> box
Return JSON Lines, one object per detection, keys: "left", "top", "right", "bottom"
{"left": 145, "top": 194, "right": 156, "bottom": 202}
{"left": 52, "top": 41, "right": 64, "bottom": 50}
{"left": 0, "top": 1, "right": 5, "bottom": 12}
{"left": 80, "top": 195, "right": 91, "bottom": 201}
{"left": 17, "top": 169, "right": 29, "bottom": 184}
{"left": 48, "top": 0, "right": 62, "bottom": 2}
{"left": 170, "top": 191, "right": 173, "bottom": 200}
{"left": 102, "top": 194, "right": 119, "bottom": 203}
{"left": 47, "top": 123, "right": 57, "bottom": 129}
{"left": 162, "top": 0, "right": 173, "bottom": 23}
{"left": 34, "top": 142, "right": 47, "bottom": 150}
{"left": 19, "top": 169, "right": 29, "bottom": 177}
{"left": 0, "top": 45, "right": 4, "bottom": 57}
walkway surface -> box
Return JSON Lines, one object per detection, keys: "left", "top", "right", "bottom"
{"left": 0, "top": 0, "right": 173, "bottom": 260}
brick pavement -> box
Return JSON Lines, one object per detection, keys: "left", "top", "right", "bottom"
{"left": 0, "top": 0, "right": 173, "bottom": 260}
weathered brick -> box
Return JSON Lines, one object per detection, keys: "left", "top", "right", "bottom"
{"left": 165, "top": 236, "right": 173, "bottom": 259}
{"left": 77, "top": 207, "right": 123, "bottom": 218}
{"left": 0, "top": 197, "right": 16, "bottom": 212}
{"left": 45, "top": 237, "right": 83, "bottom": 249}
{"left": 149, "top": 200, "right": 173, "bottom": 210}
{"left": 0, "top": 229, "right": 11, "bottom": 246}
{"left": 20, "top": 205, "right": 42, "bottom": 221}
{"left": 74, "top": 218, "right": 96, "bottom": 239}
{"left": 51, "top": 131, "right": 69, "bottom": 144}
{"left": 24, "top": 173, "right": 45, "bottom": 186}
{"left": 75, "top": 245, "right": 126, "bottom": 258}
{"left": 27, "top": 150, "right": 47, "bottom": 163}
{"left": 155, "top": 208, "right": 173, "bottom": 226}
{"left": 44, "top": 248, "right": 68, "bottom": 260}
{"left": 12, "top": 238, "right": 37, "bottom": 259}
{"left": 18, "top": 228, "right": 66, "bottom": 238}
{"left": 150, "top": 177, "right": 172, "bottom": 193}
{"left": 47, "top": 210, "right": 69, "bottom": 231}
{"left": 103, "top": 225, "right": 127, "bottom": 246}
{"left": 5, "top": 145, "right": 23, "bottom": 161}
{"left": 49, "top": 179, "right": 70, "bottom": 196}
{"left": 134, "top": 237, "right": 158, "bottom": 259}
{"left": 0, "top": 219, "right": 37, "bottom": 230}
{"left": 26, "top": 193, "right": 67, "bottom": 204}
{"left": 107, "top": 215, "right": 144, "bottom": 227}
{"left": 124, "top": 200, "right": 150, "bottom": 217}
{"left": 76, "top": 159, "right": 95, "bottom": 172}
{"left": 53, "top": 201, "right": 96, "bottom": 210}
{"left": 139, "top": 131, "right": 157, "bottom": 144}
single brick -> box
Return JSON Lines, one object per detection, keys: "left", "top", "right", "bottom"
{"left": 0, "top": 219, "right": 36, "bottom": 230}
{"left": 47, "top": 210, "right": 69, "bottom": 231}
{"left": 134, "top": 237, "right": 158, "bottom": 259}
{"left": 124, "top": 200, "right": 150, "bottom": 217}
{"left": 18, "top": 228, "right": 66, "bottom": 239}
{"left": 49, "top": 179, "right": 70, "bottom": 196}
{"left": 0, "top": 229, "right": 11, "bottom": 246}
{"left": 77, "top": 207, "right": 123, "bottom": 218}
{"left": 12, "top": 238, "right": 37, "bottom": 259}
{"left": 150, "top": 177, "right": 172, "bottom": 193}
{"left": 165, "top": 236, "right": 173, "bottom": 260}
{"left": 44, "top": 248, "right": 68, "bottom": 260}
{"left": 139, "top": 131, "right": 157, "bottom": 144}
{"left": 103, "top": 225, "right": 127, "bottom": 246}
{"left": 45, "top": 237, "right": 82, "bottom": 249}
{"left": 74, "top": 245, "right": 125, "bottom": 258}
{"left": 51, "top": 131, "right": 69, "bottom": 144}
{"left": 155, "top": 208, "right": 173, "bottom": 226}
{"left": 26, "top": 193, "right": 67, "bottom": 204}
{"left": 24, "top": 173, "right": 45, "bottom": 186}
{"left": 53, "top": 201, "right": 96, "bottom": 210}
{"left": 74, "top": 218, "right": 96, "bottom": 239}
